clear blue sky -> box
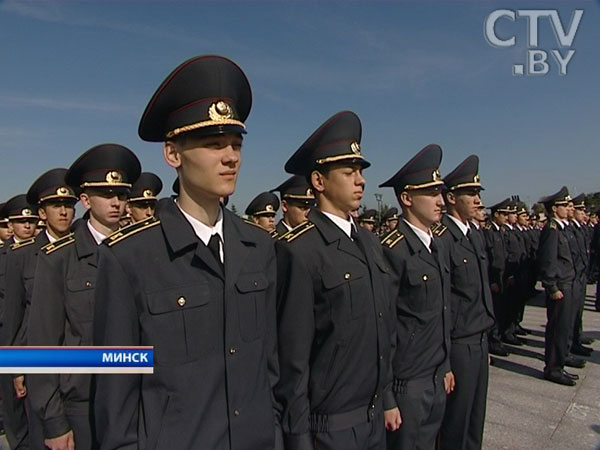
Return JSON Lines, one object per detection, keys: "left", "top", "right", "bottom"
{"left": 1, "top": 0, "right": 598, "bottom": 213}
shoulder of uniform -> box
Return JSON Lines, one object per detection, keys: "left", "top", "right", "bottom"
{"left": 484, "top": 223, "right": 492, "bottom": 230}
{"left": 280, "top": 221, "right": 315, "bottom": 243}
{"left": 381, "top": 229, "right": 405, "bottom": 249}
{"left": 549, "top": 220, "right": 558, "bottom": 230}
{"left": 432, "top": 224, "right": 447, "bottom": 236}
{"left": 10, "top": 237, "right": 37, "bottom": 251}
{"left": 243, "top": 219, "right": 271, "bottom": 233}
{"left": 41, "top": 233, "right": 75, "bottom": 255}
{"left": 106, "top": 217, "right": 160, "bottom": 247}
{"left": 380, "top": 229, "right": 397, "bottom": 244}
{"left": 269, "top": 229, "right": 278, "bottom": 239}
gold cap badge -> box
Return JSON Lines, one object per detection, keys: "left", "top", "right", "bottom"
{"left": 106, "top": 171, "right": 123, "bottom": 184}
{"left": 56, "top": 187, "right": 70, "bottom": 196}
{"left": 266, "top": 204, "right": 274, "bottom": 212}
{"left": 350, "top": 141, "right": 361, "bottom": 155}
{"left": 143, "top": 189, "right": 154, "bottom": 198}
{"left": 208, "top": 101, "right": 234, "bottom": 122}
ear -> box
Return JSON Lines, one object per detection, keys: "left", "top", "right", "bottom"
{"left": 164, "top": 142, "right": 182, "bottom": 169}
{"left": 79, "top": 192, "right": 92, "bottom": 211}
{"left": 38, "top": 208, "right": 48, "bottom": 221}
{"left": 281, "top": 200, "right": 289, "bottom": 214}
{"left": 445, "top": 191, "right": 457, "bottom": 206}
{"left": 125, "top": 203, "right": 133, "bottom": 216}
{"left": 399, "top": 191, "right": 412, "bottom": 208}
{"left": 310, "top": 170, "right": 326, "bottom": 193}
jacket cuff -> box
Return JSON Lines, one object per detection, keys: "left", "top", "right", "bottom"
{"left": 383, "top": 389, "right": 397, "bottom": 410}
{"left": 43, "top": 416, "right": 71, "bottom": 440}
{"left": 283, "top": 432, "right": 313, "bottom": 450}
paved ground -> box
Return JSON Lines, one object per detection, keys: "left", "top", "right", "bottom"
{"left": 484, "top": 284, "right": 600, "bottom": 450}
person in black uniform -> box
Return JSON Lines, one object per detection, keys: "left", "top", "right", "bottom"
{"left": 500, "top": 200, "right": 525, "bottom": 346}
{"left": 379, "top": 144, "right": 453, "bottom": 450}
{"left": 538, "top": 187, "right": 580, "bottom": 386}
{"left": 3, "top": 169, "right": 78, "bottom": 450}
{"left": 126, "top": 172, "right": 162, "bottom": 223}
{"left": 27, "top": 144, "right": 140, "bottom": 450}
{"left": 382, "top": 208, "right": 399, "bottom": 235}
{"left": 271, "top": 175, "right": 314, "bottom": 237}
{"left": 93, "top": 55, "right": 282, "bottom": 450}
{"left": 565, "top": 195, "right": 592, "bottom": 357}
{"left": 245, "top": 192, "right": 280, "bottom": 235}
{"left": 436, "top": 155, "right": 495, "bottom": 450}
{"left": 514, "top": 201, "right": 532, "bottom": 335}
{"left": 0, "top": 196, "right": 39, "bottom": 450}
{"left": 275, "top": 110, "right": 396, "bottom": 450}
{"left": 0, "top": 205, "right": 13, "bottom": 242}
{"left": 483, "top": 198, "right": 511, "bottom": 357}
{"left": 358, "top": 209, "right": 377, "bottom": 233}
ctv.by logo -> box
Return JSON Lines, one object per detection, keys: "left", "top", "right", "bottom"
{"left": 484, "top": 10, "right": 584, "bottom": 76}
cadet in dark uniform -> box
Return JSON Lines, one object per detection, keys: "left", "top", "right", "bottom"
{"left": 483, "top": 199, "right": 511, "bottom": 357}
{"left": 0, "top": 196, "right": 39, "bottom": 450}
{"left": 436, "top": 155, "right": 495, "bottom": 450}
{"left": 0, "top": 205, "right": 13, "bottom": 242}
{"left": 126, "top": 172, "right": 162, "bottom": 223}
{"left": 514, "top": 201, "right": 532, "bottom": 334}
{"left": 93, "top": 55, "right": 282, "bottom": 450}
{"left": 3, "top": 169, "right": 78, "bottom": 450}
{"left": 271, "top": 176, "right": 314, "bottom": 237}
{"left": 566, "top": 195, "right": 592, "bottom": 357}
{"left": 379, "top": 144, "right": 452, "bottom": 450}
{"left": 245, "top": 192, "right": 280, "bottom": 235}
{"left": 275, "top": 111, "right": 395, "bottom": 450}
{"left": 538, "top": 187, "right": 578, "bottom": 385}
{"left": 500, "top": 201, "right": 525, "bottom": 346}
{"left": 358, "top": 209, "right": 377, "bottom": 233}
{"left": 27, "top": 144, "right": 140, "bottom": 450}
{"left": 382, "top": 208, "right": 399, "bottom": 235}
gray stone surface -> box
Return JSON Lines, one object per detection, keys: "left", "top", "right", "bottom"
{"left": 484, "top": 285, "right": 600, "bottom": 450}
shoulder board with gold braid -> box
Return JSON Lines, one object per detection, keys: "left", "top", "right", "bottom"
{"left": 484, "top": 223, "right": 492, "bottom": 230}
{"left": 549, "top": 220, "right": 558, "bottom": 230}
{"left": 282, "top": 221, "right": 315, "bottom": 243}
{"left": 380, "top": 229, "right": 397, "bottom": 245}
{"left": 106, "top": 217, "right": 160, "bottom": 247}
{"left": 269, "top": 229, "right": 278, "bottom": 239}
{"left": 432, "top": 224, "right": 447, "bottom": 236}
{"left": 10, "top": 237, "right": 37, "bottom": 251}
{"left": 381, "top": 229, "right": 405, "bottom": 249}
{"left": 243, "top": 219, "right": 270, "bottom": 233}
{"left": 42, "top": 233, "right": 75, "bottom": 255}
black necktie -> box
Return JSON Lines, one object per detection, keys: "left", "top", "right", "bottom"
{"left": 430, "top": 236, "right": 438, "bottom": 255}
{"left": 207, "top": 234, "right": 223, "bottom": 269}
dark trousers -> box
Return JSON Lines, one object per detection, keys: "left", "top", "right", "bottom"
{"left": 545, "top": 281, "right": 573, "bottom": 374}
{"left": 439, "top": 334, "right": 489, "bottom": 450}
{"left": 65, "top": 412, "right": 92, "bottom": 450}
{"left": 25, "top": 395, "right": 45, "bottom": 450}
{"left": 569, "top": 275, "right": 586, "bottom": 350}
{"left": 386, "top": 371, "right": 446, "bottom": 450}
{"left": 0, "top": 374, "right": 29, "bottom": 450}
{"left": 489, "top": 290, "right": 505, "bottom": 343}
{"left": 313, "top": 407, "right": 384, "bottom": 450}
{"left": 502, "top": 277, "right": 520, "bottom": 336}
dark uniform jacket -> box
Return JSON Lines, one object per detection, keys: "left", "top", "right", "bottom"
{"left": 27, "top": 220, "right": 98, "bottom": 439}
{"left": 93, "top": 199, "right": 281, "bottom": 450}
{"left": 571, "top": 222, "right": 589, "bottom": 273}
{"left": 483, "top": 223, "right": 506, "bottom": 290}
{"left": 3, "top": 232, "right": 49, "bottom": 347}
{"left": 564, "top": 223, "right": 587, "bottom": 278}
{"left": 436, "top": 216, "right": 495, "bottom": 340}
{"left": 381, "top": 219, "right": 451, "bottom": 382}
{"left": 538, "top": 219, "right": 575, "bottom": 295}
{"left": 502, "top": 225, "right": 525, "bottom": 278}
{"left": 274, "top": 209, "right": 394, "bottom": 450}
{"left": 275, "top": 219, "right": 291, "bottom": 238}
{"left": 0, "top": 239, "right": 10, "bottom": 339}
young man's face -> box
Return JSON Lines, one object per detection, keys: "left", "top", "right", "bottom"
{"left": 127, "top": 201, "right": 156, "bottom": 223}
{"left": 517, "top": 213, "right": 529, "bottom": 226}
{"left": 81, "top": 190, "right": 127, "bottom": 229}
{"left": 315, "top": 164, "right": 365, "bottom": 215}
{"left": 253, "top": 214, "right": 275, "bottom": 232}
{"left": 0, "top": 223, "right": 12, "bottom": 241}
{"left": 493, "top": 211, "right": 507, "bottom": 226}
{"left": 448, "top": 189, "right": 481, "bottom": 221}
{"left": 474, "top": 207, "right": 486, "bottom": 222}
{"left": 40, "top": 201, "right": 76, "bottom": 236}
{"left": 507, "top": 212, "right": 517, "bottom": 225}
{"left": 573, "top": 208, "right": 585, "bottom": 222}
{"left": 402, "top": 188, "right": 444, "bottom": 227}
{"left": 167, "top": 133, "right": 243, "bottom": 201}
{"left": 567, "top": 202, "right": 575, "bottom": 219}
{"left": 553, "top": 204, "right": 569, "bottom": 220}
{"left": 359, "top": 221, "right": 375, "bottom": 232}
{"left": 386, "top": 218, "right": 399, "bottom": 231}
{"left": 9, "top": 218, "right": 37, "bottom": 240}
{"left": 282, "top": 200, "right": 311, "bottom": 228}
